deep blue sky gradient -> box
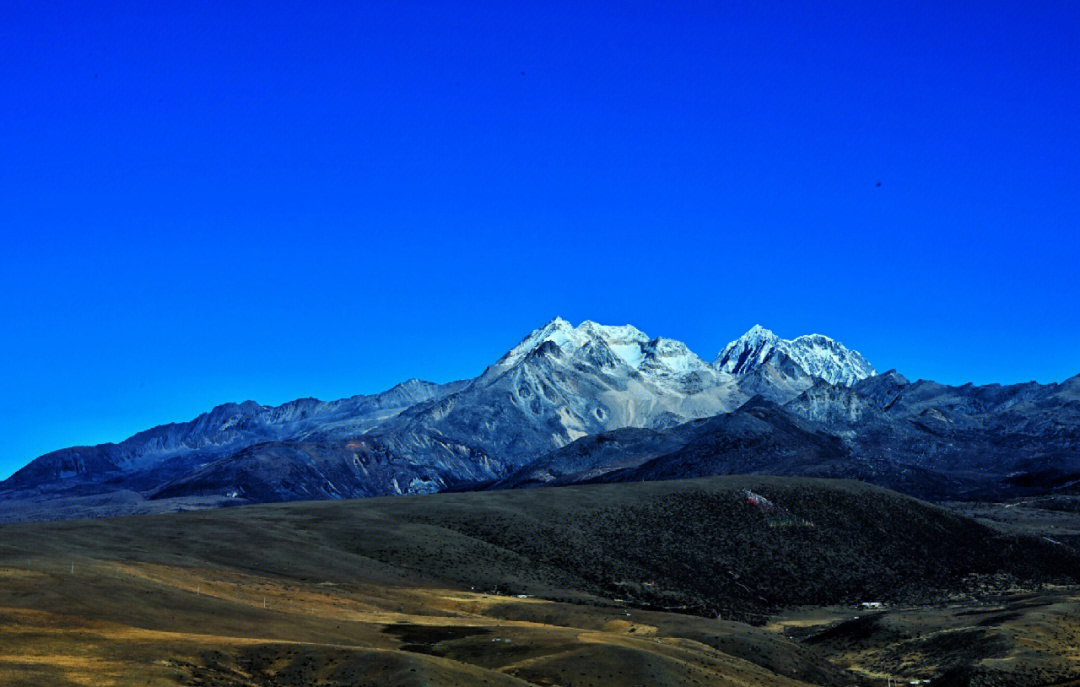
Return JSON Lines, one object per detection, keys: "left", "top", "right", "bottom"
{"left": 2, "top": 1, "right": 1079, "bottom": 477}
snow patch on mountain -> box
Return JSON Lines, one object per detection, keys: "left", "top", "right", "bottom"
{"left": 640, "top": 337, "right": 711, "bottom": 377}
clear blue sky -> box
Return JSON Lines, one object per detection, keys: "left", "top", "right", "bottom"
{"left": 1, "top": 1, "right": 1078, "bottom": 477}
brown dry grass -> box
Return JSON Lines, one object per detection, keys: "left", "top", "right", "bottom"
{"left": 0, "top": 555, "right": 831, "bottom": 687}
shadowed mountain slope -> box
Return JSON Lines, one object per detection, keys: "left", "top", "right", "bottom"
{"left": 499, "top": 372, "right": 1080, "bottom": 501}
{"left": 3, "top": 378, "right": 466, "bottom": 490}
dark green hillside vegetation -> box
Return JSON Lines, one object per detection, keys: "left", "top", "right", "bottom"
{"left": 7, "top": 476, "right": 1074, "bottom": 624}
{"left": 368, "top": 477, "right": 1080, "bottom": 621}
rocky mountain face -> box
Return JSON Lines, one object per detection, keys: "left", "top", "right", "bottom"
{"left": 2, "top": 378, "right": 466, "bottom": 490}
{"left": 363, "top": 319, "right": 744, "bottom": 474}
{"left": 502, "top": 371, "right": 1080, "bottom": 501}
{"left": 2, "top": 316, "right": 1076, "bottom": 522}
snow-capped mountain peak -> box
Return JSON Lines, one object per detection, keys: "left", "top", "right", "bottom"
{"left": 743, "top": 324, "right": 780, "bottom": 341}
{"left": 714, "top": 326, "right": 875, "bottom": 387}
{"left": 494, "top": 317, "right": 577, "bottom": 368}
{"left": 712, "top": 325, "right": 782, "bottom": 375}
{"left": 784, "top": 334, "right": 876, "bottom": 386}
{"left": 494, "top": 318, "right": 713, "bottom": 381}
{"left": 495, "top": 317, "right": 652, "bottom": 371}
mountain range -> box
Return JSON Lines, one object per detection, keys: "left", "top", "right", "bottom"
{"left": 2, "top": 317, "right": 1077, "bottom": 521}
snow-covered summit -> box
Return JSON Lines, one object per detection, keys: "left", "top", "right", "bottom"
{"left": 712, "top": 325, "right": 782, "bottom": 375}
{"left": 714, "top": 326, "right": 876, "bottom": 387}
{"left": 784, "top": 334, "right": 876, "bottom": 386}
{"left": 495, "top": 317, "right": 651, "bottom": 371}
{"left": 495, "top": 318, "right": 874, "bottom": 388}
{"left": 493, "top": 317, "right": 713, "bottom": 383}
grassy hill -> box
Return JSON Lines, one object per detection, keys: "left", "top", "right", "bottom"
{"left": 2, "top": 475, "right": 1079, "bottom": 686}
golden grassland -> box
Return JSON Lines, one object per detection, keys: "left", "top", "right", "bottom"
{"left": 0, "top": 556, "right": 826, "bottom": 686}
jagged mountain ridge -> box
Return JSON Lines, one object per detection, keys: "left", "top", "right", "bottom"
{"left": 0, "top": 317, "right": 950, "bottom": 522}
{"left": 3, "top": 378, "right": 468, "bottom": 489}
{"left": 788, "top": 371, "right": 1080, "bottom": 484}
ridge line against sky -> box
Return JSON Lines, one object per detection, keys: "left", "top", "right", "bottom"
{"left": 2, "top": 1, "right": 1078, "bottom": 476}
{"left": 1, "top": 315, "right": 1077, "bottom": 480}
